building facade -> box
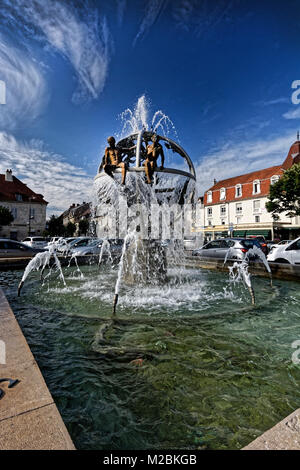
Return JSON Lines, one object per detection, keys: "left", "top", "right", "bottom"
{"left": 200, "top": 140, "right": 300, "bottom": 241}
{"left": 0, "top": 170, "right": 47, "bottom": 241}
{"left": 61, "top": 202, "right": 91, "bottom": 235}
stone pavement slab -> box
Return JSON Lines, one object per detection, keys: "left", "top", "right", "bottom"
{"left": 0, "top": 288, "right": 75, "bottom": 450}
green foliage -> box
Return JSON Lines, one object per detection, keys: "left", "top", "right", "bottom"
{"left": 266, "top": 163, "right": 300, "bottom": 220}
{"left": 46, "top": 215, "right": 65, "bottom": 236}
{"left": 0, "top": 205, "right": 14, "bottom": 227}
{"left": 78, "top": 218, "right": 89, "bottom": 235}
{"left": 65, "top": 221, "right": 76, "bottom": 237}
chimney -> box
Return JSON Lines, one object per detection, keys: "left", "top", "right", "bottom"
{"left": 213, "top": 178, "right": 217, "bottom": 185}
{"left": 5, "top": 169, "right": 13, "bottom": 182}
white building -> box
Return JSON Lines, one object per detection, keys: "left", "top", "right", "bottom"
{"left": 200, "top": 139, "right": 300, "bottom": 241}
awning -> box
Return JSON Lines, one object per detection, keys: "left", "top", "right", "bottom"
{"left": 233, "top": 230, "right": 246, "bottom": 237}
{"left": 245, "top": 230, "right": 271, "bottom": 237}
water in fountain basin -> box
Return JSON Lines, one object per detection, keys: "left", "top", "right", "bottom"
{"left": 2, "top": 266, "right": 300, "bottom": 450}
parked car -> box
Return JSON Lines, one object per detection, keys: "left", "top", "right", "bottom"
{"left": 108, "top": 239, "right": 124, "bottom": 254}
{"left": 268, "top": 240, "right": 291, "bottom": 252}
{"left": 267, "top": 237, "right": 300, "bottom": 264}
{"left": 192, "top": 238, "right": 263, "bottom": 261}
{"left": 68, "top": 237, "right": 94, "bottom": 249}
{"left": 183, "top": 236, "right": 199, "bottom": 251}
{"left": 70, "top": 239, "right": 103, "bottom": 256}
{"left": 267, "top": 239, "right": 281, "bottom": 251}
{"left": 22, "top": 236, "right": 48, "bottom": 249}
{"left": 0, "top": 239, "right": 45, "bottom": 258}
{"left": 246, "top": 235, "right": 268, "bottom": 255}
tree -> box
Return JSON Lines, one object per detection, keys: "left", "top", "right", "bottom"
{"left": 0, "top": 205, "right": 14, "bottom": 228}
{"left": 65, "top": 222, "right": 76, "bottom": 237}
{"left": 47, "top": 215, "right": 65, "bottom": 236}
{"left": 78, "top": 218, "right": 89, "bottom": 235}
{"left": 266, "top": 164, "right": 300, "bottom": 220}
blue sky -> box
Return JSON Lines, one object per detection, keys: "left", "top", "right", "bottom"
{"left": 1, "top": 0, "right": 300, "bottom": 215}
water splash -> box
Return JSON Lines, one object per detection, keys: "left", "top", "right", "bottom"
{"left": 119, "top": 95, "right": 178, "bottom": 140}
{"left": 68, "top": 253, "right": 84, "bottom": 279}
{"left": 112, "top": 231, "right": 137, "bottom": 316}
{"left": 98, "top": 239, "right": 113, "bottom": 266}
{"left": 18, "top": 244, "right": 66, "bottom": 296}
{"left": 224, "top": 245, "right": 273, "bottom": 305}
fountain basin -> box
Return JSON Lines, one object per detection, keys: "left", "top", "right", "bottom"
{"left": 1, "top": 265, "right": 300, "bottom": 450}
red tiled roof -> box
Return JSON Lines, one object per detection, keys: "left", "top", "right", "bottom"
{"left": 204, "top": 140, "right": 300, "bottom": 206}
{"left": 0, "top": 174, "right": 48, "bottom": 204}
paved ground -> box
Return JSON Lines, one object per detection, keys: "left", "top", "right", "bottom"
{"left": 243, "top": 408, "right": 300, "bottom": 450}
{"left": 0, "top": 288, "right": 75, "bottom": 450}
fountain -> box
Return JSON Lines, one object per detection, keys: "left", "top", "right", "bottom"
{"left": 8, "top": 98, "right": 291, "bottom": 451}
{"left": 93, "top": 100, "right": 197, "bottom": 313}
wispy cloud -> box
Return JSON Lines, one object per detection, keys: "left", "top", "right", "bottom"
{"left": 255, "top": 97, "right": 289, "bottom": 107}
{"left": 133, "top": 0, "right": 168, "bottom": 46}
{"left": 2, "top": 0, "right": 112, "bottom": 103}
{"left": 194, "top": 132, "right": 295, "bottom": 195}
{"left": 116, "top": 0, "right": 127, "bottom": 25}
{"left": 0, "top": 34, "right": 47, "bottom": 130}
{"left": 283, "top": 107, "right": 300, "bottom": 120}
{"left": 172, "top": 0, "right": 235, "bottom": 37}
{"left": 0, "top": 132, "right": 93, "bottom": 216}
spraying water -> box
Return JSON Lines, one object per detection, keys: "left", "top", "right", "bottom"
{"left": 112, "top": 232, "right": 137, "bottom": 316}
{"left": 18, "top": 244, "right": 66, "bottom": 296}
{"left": 224, "top": 245, "right": 273, "bottom": 304}
{"left": 119, "top": 95, "right": 178, "bottom": 140}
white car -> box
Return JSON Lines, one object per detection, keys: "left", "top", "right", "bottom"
{"left": 22, "top": 236, "right": 48, "bottom": 249}
{"left": 267, "top": 237, "right": 300, "bottom": 264}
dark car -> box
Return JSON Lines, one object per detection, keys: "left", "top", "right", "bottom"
{"left": 0, "top": 239, "right": 45, "bottom": 258}
{"left": 192, "top": 238, "right": 263, "bottom": 261}
{"left": 246, "top": 235, "right": 268, "bottom": 255}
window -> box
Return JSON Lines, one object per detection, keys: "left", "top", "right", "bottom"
{"left": 207, "top": 191, "right": 212, "bottom": 203}
{"left": 30, "top": 208, "right": 35, "bottom": 219}
{"left": 220, "top": 205, "right": 226, "bottom": 216}
{"left": 203, "top": 241, "right": 222, "bottom": 249}
{"left": 15, "top": 193, "right": 22, "bottom": 201}
{"left": 255, "top": 215, "right": 260, "bottom": 223}
{"left": 207, "top": 207, "right": 212, "bottom": 217}
{"left": 235, "top": 184, "right": 242, "bottom": 197}
{"left": 220, "top": 188, "right": 226, "bottom": 200}
{"left": 253, "top": 180, "right": 261, "bottom": 194}
{"left": 271, "top": 175, "right": 280, "bottom": 185}
{"left": 236, "top": 216, "right": 241, "bottom": 224}
{"left": 236, "top": 203, "right": 242, "bottom": 214}
{"left": 208, "top": 220, "right": 212, "bottom": 226}
{"left": 253, "top": 200, "right": 260, "bottom": 213}
{"left": 221, "top": 219, "right": 226, "bottom": 225}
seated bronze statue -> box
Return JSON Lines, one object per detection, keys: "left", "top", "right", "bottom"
{"left": 102, "top": 136, "right": 134, "bottom": 185}
{"left": 144, "top": 134, "right": 165, "bottom": 184}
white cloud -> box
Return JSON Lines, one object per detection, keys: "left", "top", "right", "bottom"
{"left": 116, "top": 0, "right": 127, "bottom": 25}
{"left": 194, "top": 132, "right": 295, "bottom": 195}
{"left": 172, "top": 0, "right": 234, "bottom": 36}
{"left": 255, "top": 97, "right": 289, "bottom": 107}
{"left": 283, "top": 107, "right": 300, "bottom": 120}
{"left": 3, "top": 0, "right": 112, "bottom": 103}
{"left": 0, "top": 132, "right": 93, "bottom": 217}
{"left": 0, "top": 34, "right": 47, "bottom": 130}
{"left": 133, "top": 0, "right": 168, "bottom": 46}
